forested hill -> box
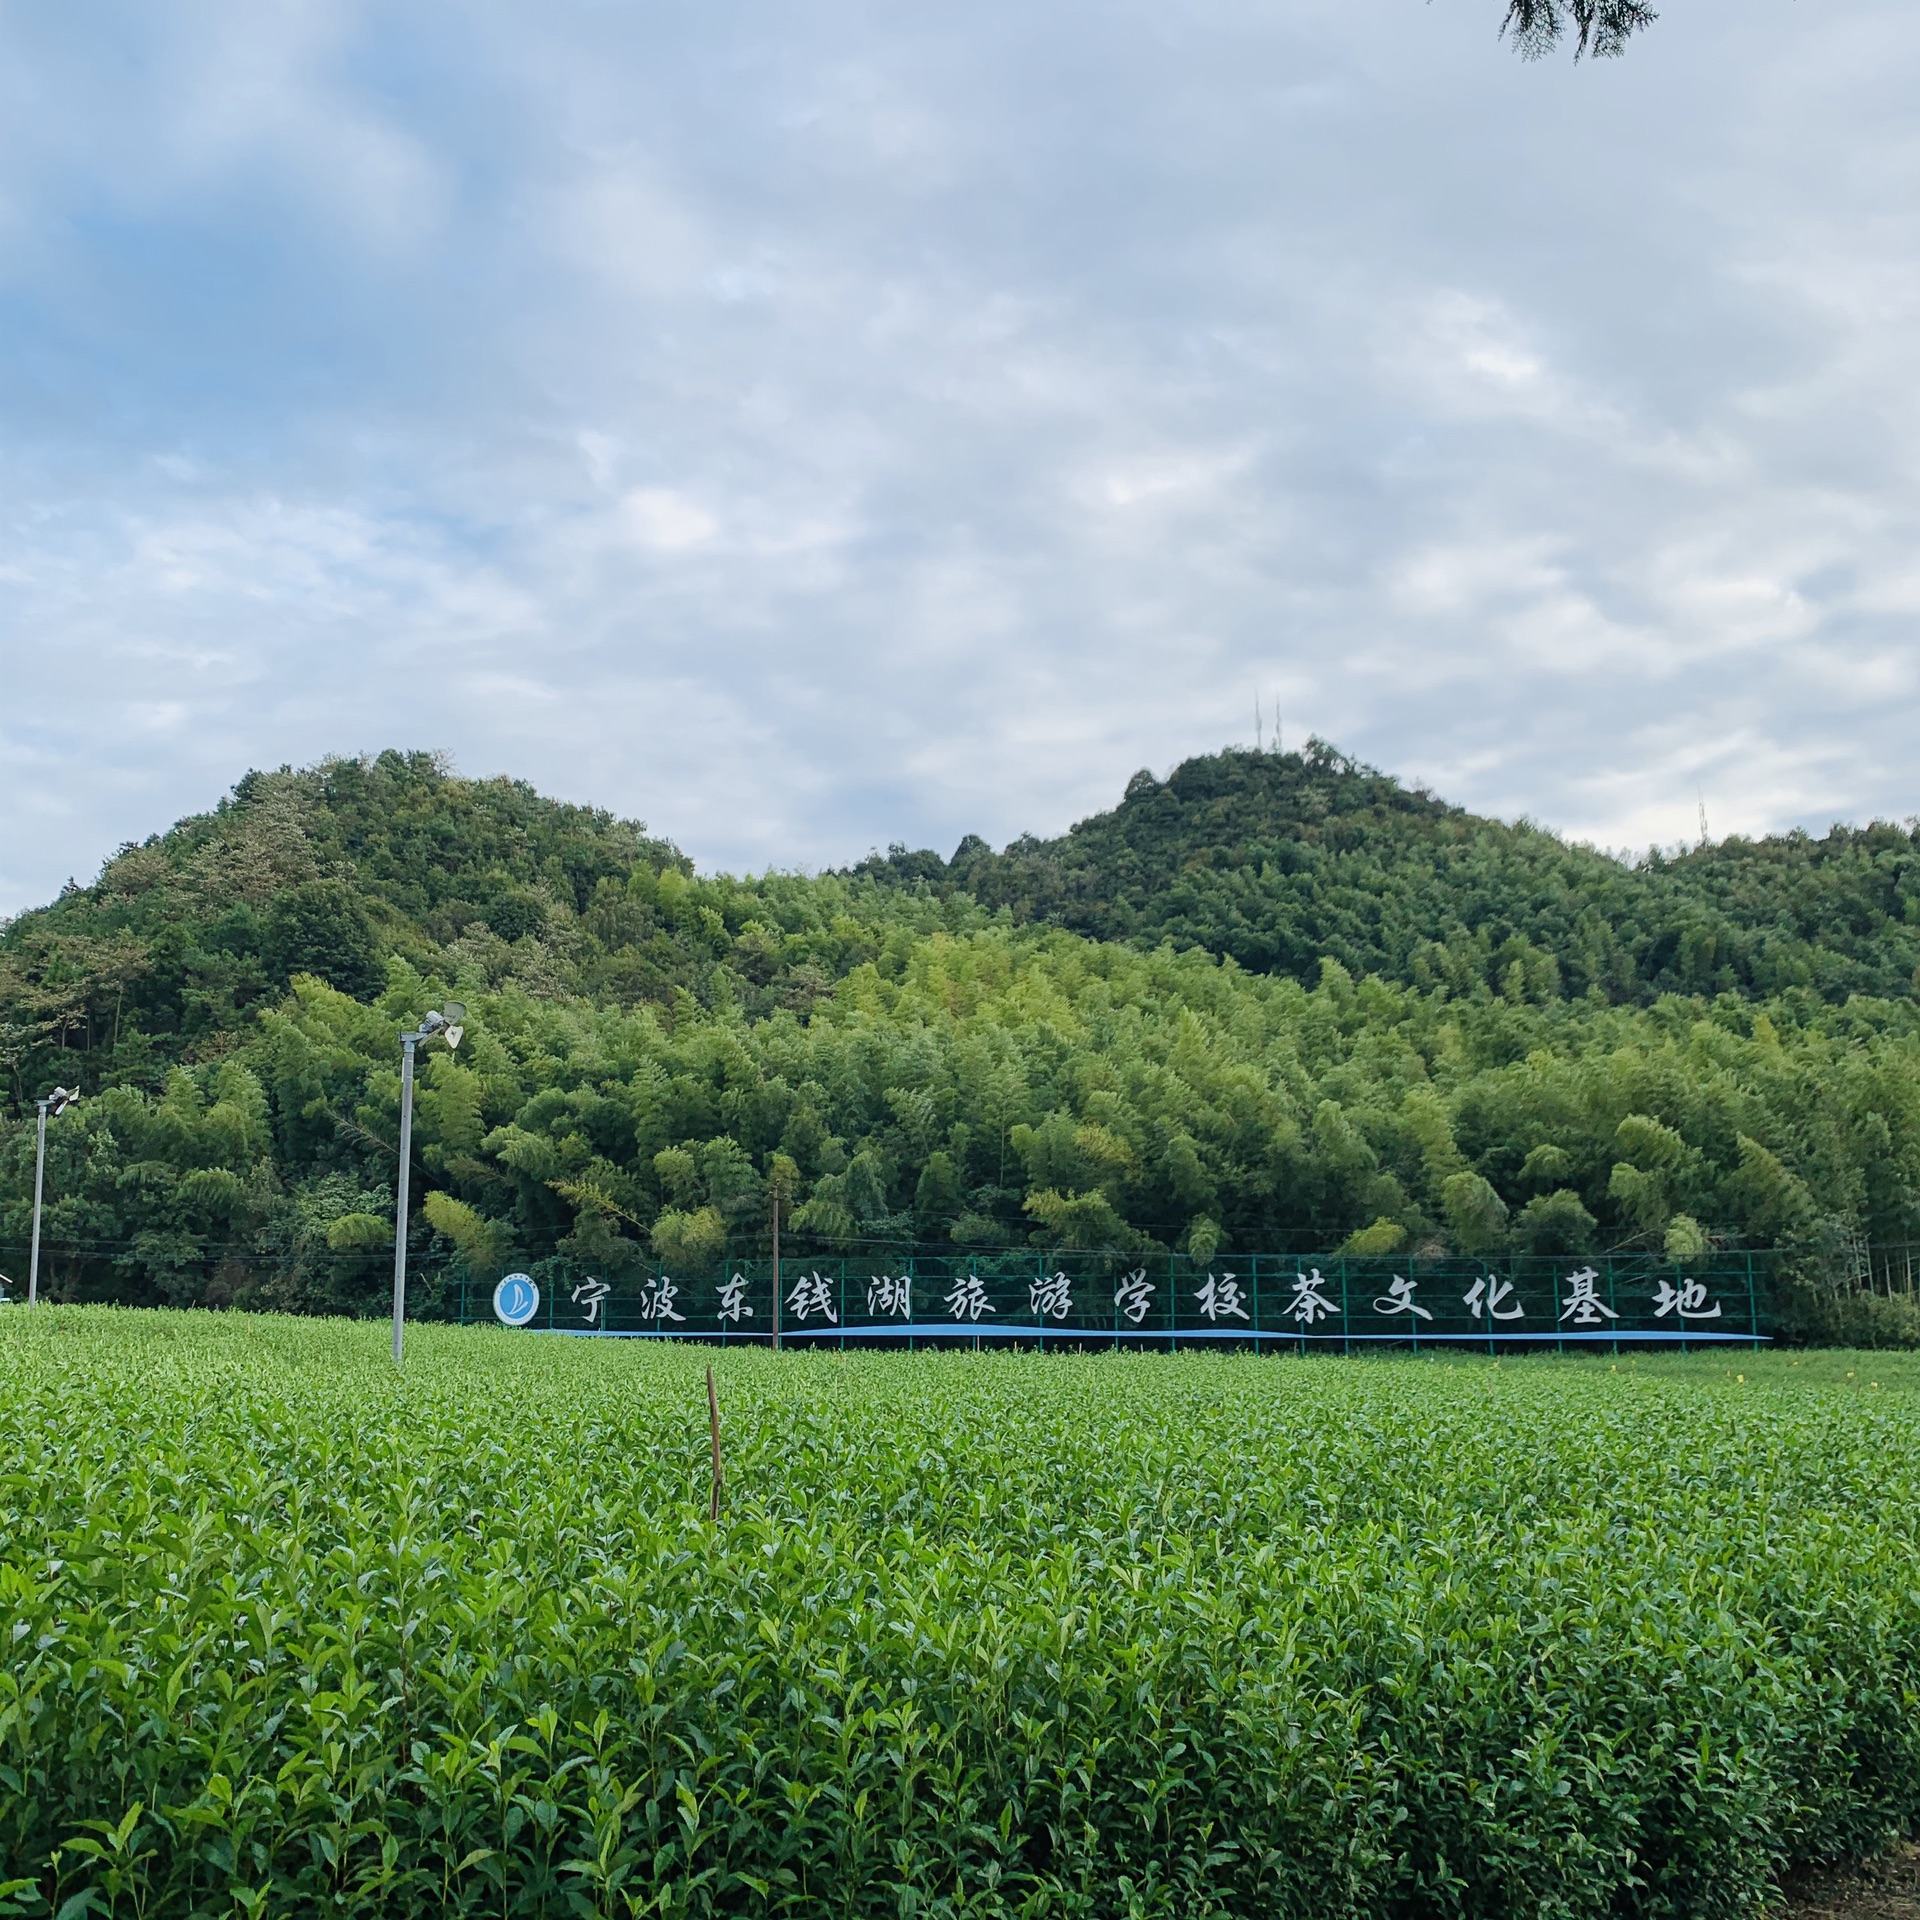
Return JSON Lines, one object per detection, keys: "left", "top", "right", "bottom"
{"left": 6, "top": 746, "right": 1920, "bottom": 1330}
{"left": 0, "top": 750, "right": 983, "bottom": 1090}
{"left": 850, "top": 741, "right": 1920, "bottom": 1005}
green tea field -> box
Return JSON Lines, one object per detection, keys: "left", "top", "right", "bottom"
{"left": 3, "top": 1313, "right": 1918, "bottom": 1918}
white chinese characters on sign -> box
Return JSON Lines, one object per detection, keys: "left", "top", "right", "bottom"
{"left": 867, "top": 1273, "right": 911, "bottom": 1318}
{"left": 1286, "top": 1269, "right": 1339, "bottom": 1326}
{"left": 946, "top": 1273, "right": 994, "bottom": 1322}
{"left": 636, "top": 1276, "right": 684, "bottom": 1322}
{"left": 1559, "top": 1267, "right": 1618, "bottom": 1325}
{"left": 1030, "top": 1271, "right": 1073, "bottom": 1320}
{"left": 1652, "top": 1276, "right": 1721, "bottom": 1321}
{"left": 524, "top": 1258, "right": 1751, "bottom": 1342}
{"left": 1464, "top": 1274, "right": 1524, "bottom": 1322}
{"left": 1195, "top": 1272, "right": 1250, "bottom": 1321}
{"left": 1372, "top": 1274, "right": 1432, "bottom": 1322}
{"left": 787, "top": 1271, "right": 838, "bottom": 1324}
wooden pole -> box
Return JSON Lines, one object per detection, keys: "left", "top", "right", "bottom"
{"left": 706, "top": 1366, "right": 723, "bottom": 1522}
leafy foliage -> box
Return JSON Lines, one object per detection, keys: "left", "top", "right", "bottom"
{"left": 0, "top": 748, "right": 985, "bottom": 1095}
{"left": 6, "top": 747, "right": 1920, "bottom": 1319}
{"left": 8, "top": 932, "right": 1920, "bottom": 1316}
{"left": 2, "top": 1316, "right": 1917, "bottom": 1917}
{"left": 854, "top": 743, "right": 1920, "bottom": 1007}
{"left": 1502, "top": 0, "right": 1659, "bottom": 60}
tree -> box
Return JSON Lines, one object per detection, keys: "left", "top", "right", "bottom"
{"left": 261, "top": 880, "right": 383, "bottom": 998}
{"left": 17, "top": 746, "right": 1920, "bottom": 1318}
{"left": 1502, "top": 0, "right": 1657, "bottom": 60}
{"left": 1515, "top": 1189, "right": 1598, "bottom": 1255}
{"left": 652, "top": 1206, "right": 726, "bottom": 1268}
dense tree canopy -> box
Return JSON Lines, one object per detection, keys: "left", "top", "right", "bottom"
{"left": 854, "top": 742, "right": 1920, "bottom": 1007}
{"left": 2, "top": 746, "right": 1916, "bottom": 1329}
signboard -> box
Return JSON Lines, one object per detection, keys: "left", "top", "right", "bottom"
{"left": 493, "top": 1272, "right": 540, "bottom": 1327}
{"left": 461, "top": 1253, "right": 1768, "bottom": 1348}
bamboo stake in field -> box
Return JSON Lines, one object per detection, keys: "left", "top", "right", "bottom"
{"left": 706, "top": 1365, "right": 723, "bottom": 1521}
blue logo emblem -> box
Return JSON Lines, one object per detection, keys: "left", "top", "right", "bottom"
{"left": 493, "top": 1273, "right": 540, "bottom": 1327}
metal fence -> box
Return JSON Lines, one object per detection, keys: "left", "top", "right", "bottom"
{"left": 454, "top": 1249, "right": 1771, "bottom": 1352}
{"left": 1840, "top": 1240, "right": 1919, "bottom": 1300}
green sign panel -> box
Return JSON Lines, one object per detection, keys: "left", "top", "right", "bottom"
{"left": 464, "top": 1252, "right": 1768, "bottom": 1349}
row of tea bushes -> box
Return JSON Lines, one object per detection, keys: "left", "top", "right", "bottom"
{"left": 1, "top": 1313, "right": 1917, "bottom": 1917}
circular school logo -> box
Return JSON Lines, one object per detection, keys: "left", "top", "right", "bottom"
{"left": 493, "top": 1273, "right": 540, "bottom": 1327}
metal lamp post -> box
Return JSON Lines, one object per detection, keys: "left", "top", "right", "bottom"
{"left": 391, "top": 1005, "right": 464, "bottom": 1365}
{"left": 27, "top": 1086, "right": 80, "bottom": 1307}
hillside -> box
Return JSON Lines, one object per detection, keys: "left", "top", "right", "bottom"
{"left": 4, "top": 745, "right": 1920, "bottom": 1333}
{"left": 0, "top": 749, "right": 984, "bottom": 1098}
{"left": 851, "top": 740, "right": 1920, "bottom": 1004}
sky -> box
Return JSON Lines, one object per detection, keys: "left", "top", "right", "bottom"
{"left": 4, "top": 0, "right": 1920, "bottom": 914}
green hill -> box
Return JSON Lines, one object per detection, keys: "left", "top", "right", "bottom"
{"left": 851, "top": 739, "right": 1920, "bottom": 1004}
{"left": 0, "top": 749, "right": 981, "bottom": 1088}
{"left": 3, "top": 745, "right": 1919, "bottom": 1336}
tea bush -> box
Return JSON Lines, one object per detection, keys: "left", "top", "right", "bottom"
{"left": 1, "top": 1312, "right": 1917, "bottom": 1918}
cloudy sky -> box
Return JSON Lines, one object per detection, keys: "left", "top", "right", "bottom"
{"left": 3, "top": 0, "right": 1918, "bottom": 913}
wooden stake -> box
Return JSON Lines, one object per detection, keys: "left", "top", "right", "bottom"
{"left": 706, "top": 1366, "right": 723, "bottom": 1522}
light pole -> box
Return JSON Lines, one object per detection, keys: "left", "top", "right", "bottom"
{"left": 391, "top": 1005, "right": 464, "bottom": 1365}
{"left": 771, "top": 1185, "right": 782, "bottom": 1352}
{"left": 28, "top": 1086, "right": 80, "bottom": 1307}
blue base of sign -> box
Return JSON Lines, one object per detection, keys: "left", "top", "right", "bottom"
{"left": 528, "top": 1325, "right": 1768, "bottom": 1347}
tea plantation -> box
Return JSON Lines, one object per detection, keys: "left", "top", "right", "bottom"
{"left": 2, "top": 1313, "right": 1917, "bottom": 1918}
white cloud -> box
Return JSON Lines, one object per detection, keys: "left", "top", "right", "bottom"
{"left": 5, "top": 0, "right": 1920, "bottom": 914}
{"left": 621, "top": 489, "right": 720, "bottom": 552}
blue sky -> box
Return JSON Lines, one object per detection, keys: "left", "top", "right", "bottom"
{"left": 4, "top": 0, "right": 1920, "bottom": 912}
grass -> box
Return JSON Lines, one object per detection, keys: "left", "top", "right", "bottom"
{"left": 1559, "top": 1346, "right": 1920, "bottom": 1395}
{"left": 1, "top": 1311, "right": 1917, "bottom": 1918}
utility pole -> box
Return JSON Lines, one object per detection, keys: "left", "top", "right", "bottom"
{"left": 27, "top": 1087, "right": 79, "bottom": 1307}
{"left": 391, "top": 1005, "right": 464, "bottom": 1366}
